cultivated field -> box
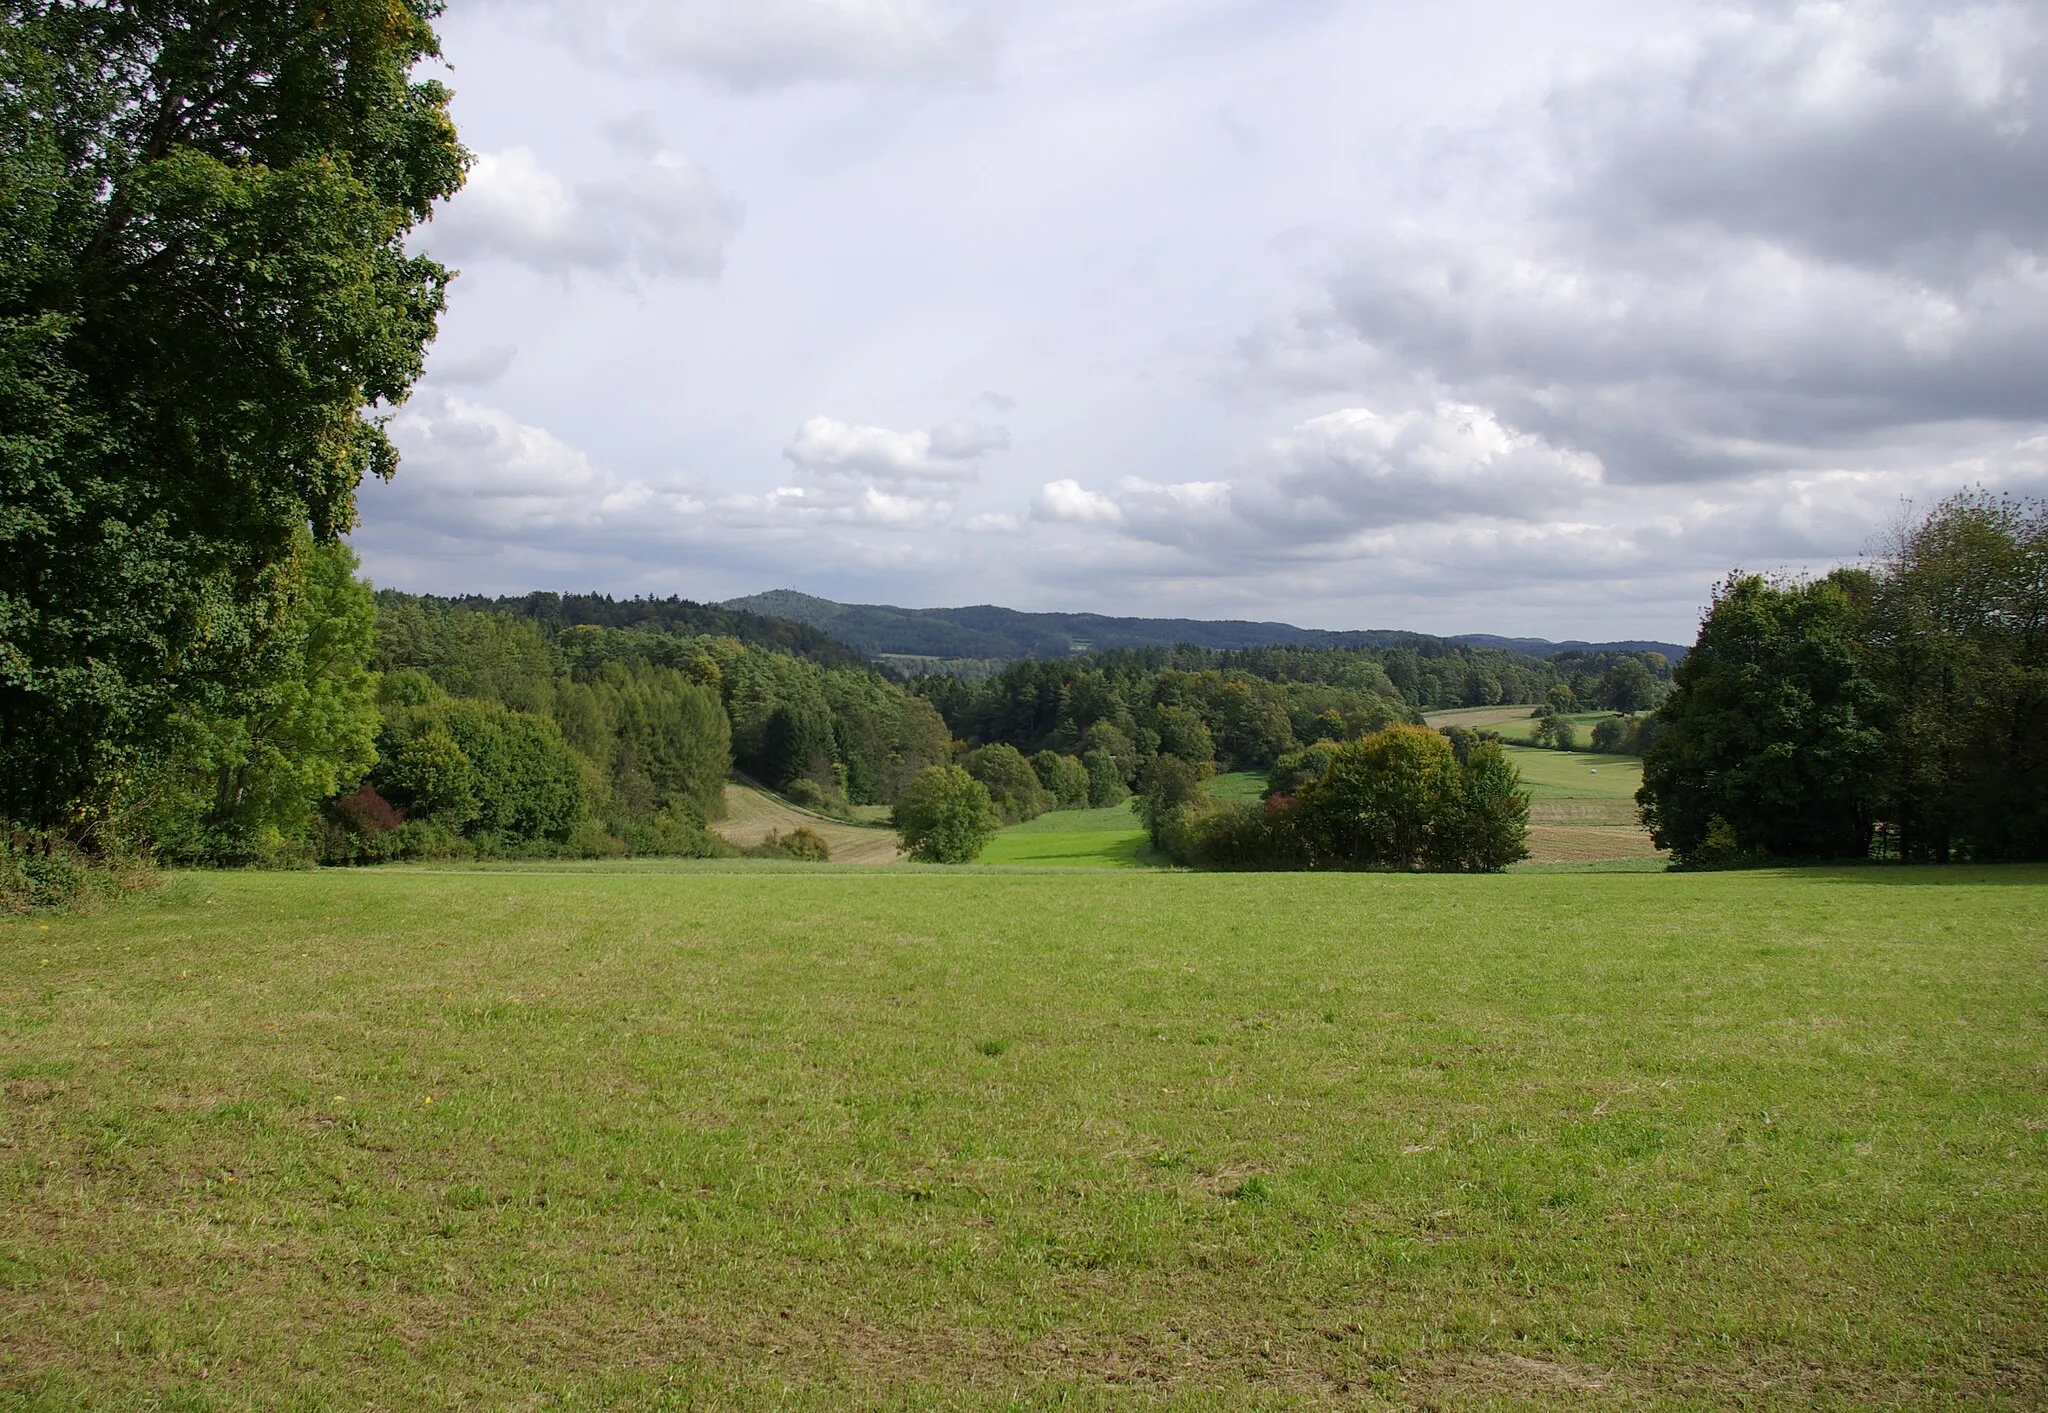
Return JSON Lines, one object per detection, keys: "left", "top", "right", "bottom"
{"left": 2, "top": 865, "right": 2042, "bottom": 1407}
{"left": 712, "top": 784, "right": 905, "bottom": 863}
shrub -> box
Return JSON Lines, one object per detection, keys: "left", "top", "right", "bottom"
{"left": 782, "top": 776, "right": 851, "bottom": 817}
{"left": 1533, "top": 716, "right": 1580, "bottom": 751}
{"left": 1031, "top": 751, "right": 1092, "bottom": 810}
{"left": 380, "top": 699, "right": 584, "bottom": 846}
{"left": 1434, "top": 741, "right": 1532, "bottom": 872}
{"left": 964, "top": 744, "right": 1051, "bottom": 824}
{"left": 1082, "top": 748, "right": 1128, "bottom": 807}
{"left": 894, "top": 765, "right": 1000, "bottom": 863}
{"left": 1167, "top": 796, "right": 1307, "bottom": 870}
{"left": 1135, "top": 753, "right": 1209, "bottom": 848}
{"left": 1295, "top": 726, "right": 1458, "bottom": 868}
{"left": 1590, "top": 717, "right": 1628, "bottom": 754}
{"left": 748, "top": 827, "right": 832, "bottom": 862}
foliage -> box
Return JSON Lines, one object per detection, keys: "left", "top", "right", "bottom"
{"left": 1531, "top": 715, "right": 1580, "bottom": 751}
{"left": 746, "top": 827, "right": 832, "bottom": 862}
{"left": 964, "top": 743, "right": 1051, "bottom": 824}
{"left": 1134, "top": 753, "right": 1209, "bottom": 849}
{"left": 1639, "top": 573, "right": 1888, "bottom": 867}
{"left": 1861, "top": 492, "right": 2048, "bottom": 862}
{"left": 375, "top": 699, "right": 582, "bottom": 849}
{"left": 126, "top": 542, "right": 381, "bottom": 864}
{"left": 1164, "top": 726, "right": 1529, "bottom": 872}
{"left": 0, "top": 0, "right": 464, "bottom": 843}
{"left": 1600, "top": 655, "right": 1662, "bottom": 712}
{"left": 1081, "top": 748, "right": 1128, "bottom": 807}
{"left": 1030, "top": 750, "right": 1092, "bottom": 810}
{"left": 894, "top": 765, "right": 1000, "bottom": 863}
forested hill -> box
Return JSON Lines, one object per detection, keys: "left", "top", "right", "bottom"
{"left": 721, "top": 590, "right": 1686, "bottom": 663}
{"left": 397, "top": 591, "right": 868, "bottom": 668}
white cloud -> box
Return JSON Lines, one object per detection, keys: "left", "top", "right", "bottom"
{"left": 1267, "top": 0, "right": 2048, "bottom": 486}
{"left": 783, "top": 415, "right": 1007, "bottom": 482}
{"left": 1250, "top": 404, "right": 1603, "bottom": 529}
{"left": 426, "top": 145, "right": 743, "bottom": 279}
{"left": 1033, "top": 478, "right": 1124, "bottom": 524}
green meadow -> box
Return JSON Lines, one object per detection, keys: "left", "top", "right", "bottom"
{"left": 3, "top": 865, "right": 2044, "bottom": 1408}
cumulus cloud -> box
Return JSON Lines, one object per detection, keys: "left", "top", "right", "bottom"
{"left": 784, "top": 415, "right": 1007, "bottom": 482}
{"left": 1257, "top": 0, "right": 2048, "bottom": 486}
{"left": 1033, "top": 478, "right": 1124, "bottom": 525}
{"left": 426, "top": 144, "right": 743, "bottom": 279}
{"left": 387, "top": 391, "right": 691, "bottom": 535}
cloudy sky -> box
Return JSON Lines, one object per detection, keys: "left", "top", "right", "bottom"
{"left": 357, "top": 0, "right": 2048, "bottom": 641}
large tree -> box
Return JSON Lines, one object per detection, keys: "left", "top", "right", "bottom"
{"left": 0, "top": 0, "right": 465, "bottom": 842}
{"left": 1864, "top": 492, "right": 2048, "bottom": 862}
{"left": 1637, "top": 573, "right": 1886, "bottom": 865}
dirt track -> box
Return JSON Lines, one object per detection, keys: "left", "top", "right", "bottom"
{"left": 710, "top": 785, "right": 905, "bottom": 864}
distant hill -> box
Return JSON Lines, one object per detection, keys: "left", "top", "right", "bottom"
{"left": 394, "top": 591, "right": 869, "bottom": 668}
{"left": 720, "top": 590, "right": 1686, "bottom": 663}
{"left": 1448, "top": 633, "right": 1688, "bottom": 661}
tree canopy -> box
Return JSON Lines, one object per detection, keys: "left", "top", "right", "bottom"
{"left": 0, "top": 0, "right": 466, "bottom": 841}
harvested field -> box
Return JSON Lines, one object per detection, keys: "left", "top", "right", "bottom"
{"left": 711, "top": 784, "right": 905, "bottom": 863}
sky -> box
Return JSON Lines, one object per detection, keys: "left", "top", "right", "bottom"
{"left": 354, "top": 0, "right": 2048, "bottom": 642}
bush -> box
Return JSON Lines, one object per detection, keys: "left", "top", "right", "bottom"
{"left": 782, "top": 775, "right": 852, "bottom": 817}
{"left": 1532, "top": 716, "right": 1579, "bottom": 751}
{"left": 1435, "top": 741, "right": 1532, "bottom": 872}
{"left": 1135, "top": 753, "right": 1209, "bottom": 848}
{"left": 1, "top": 835, "right": 154, "bottom": 912}
{"left": 747, "top": 827, "right": 832, "bottom": 862}
{"left": 1082, "top": 748, "right": 1128, "bottom": 807}
{"left": 1296, "top": 726, "right": 1458, "bottom": 868}
{"left": 379, "top": 699, "right": 583, "bottom": 846}
{"left": 1031, "top": 750, "right": 1092, "bottom": 810}
{"left": 894, "top": 766, "right": 1000, "bottom": 863}
{"left": 1158, "top": 726, "right": 1530, "bottom": 872}
{"left": 964, "top": 743, "right": 1051, "bottom": 824}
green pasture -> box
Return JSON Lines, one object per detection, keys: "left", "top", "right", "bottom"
{"left": 976, "top": 772, "right": 1265, "bottom": 869}
{"left": 976, "top": 804, "right": 1155, "bottom": 869}
{"left": 1503, "top": 745, "right": 1644, "bottom": 802}
{"left": 2, "top": 865, "right": 2044, "bottom": 1407}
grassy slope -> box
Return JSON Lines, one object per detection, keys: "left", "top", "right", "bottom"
{"left": 3, "top": 867, "right": 2044, "bottom": 1407}
{"left": 977, "top": 774, "right": 1266, "bottom": 869}
{"left": 977, "top": 804, "right": 1156, "bottom": 868}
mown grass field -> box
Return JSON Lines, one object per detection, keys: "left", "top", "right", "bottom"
{"left": 3, "top": 865, "right": 2044, "bottom": 1408}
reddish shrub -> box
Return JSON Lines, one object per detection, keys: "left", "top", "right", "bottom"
{"left": 334, "top": 784, "right": 405, "bottom": 835}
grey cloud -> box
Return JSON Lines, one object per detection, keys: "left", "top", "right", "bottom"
{"left": 1280, "top": 0, "right": 2048, "bottom": 488}
{"left": 425, "top": 144, "right": 743, "bottom": 279}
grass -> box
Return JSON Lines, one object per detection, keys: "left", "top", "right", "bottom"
{"left": 977, "top": 804, "right": 1156, "bottom": 868}
{"left": 976, "top": 772, "right": 1264, "bottom": 869}
{"left": 2, "top": 865, "right": 2044, "bottom": 1407}
{"left": 1504, "top": 746, "right": 1644, "bottom": 802}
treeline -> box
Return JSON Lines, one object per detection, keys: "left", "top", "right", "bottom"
{"left": 1640, "top": 492, "right": 2047, "bottom": 866}
{"left": 56, "top": 572, "right": 956, "bottom": 871}
{"left": 908, "top": 637, "right": 1617, "bottom": 772}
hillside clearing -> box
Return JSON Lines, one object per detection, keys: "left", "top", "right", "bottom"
{"left": 2, "top": 865, "right": 2042, "bottom": 1406}
{"left": 711, "top": 784, "right": 904, "bottom": 863}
